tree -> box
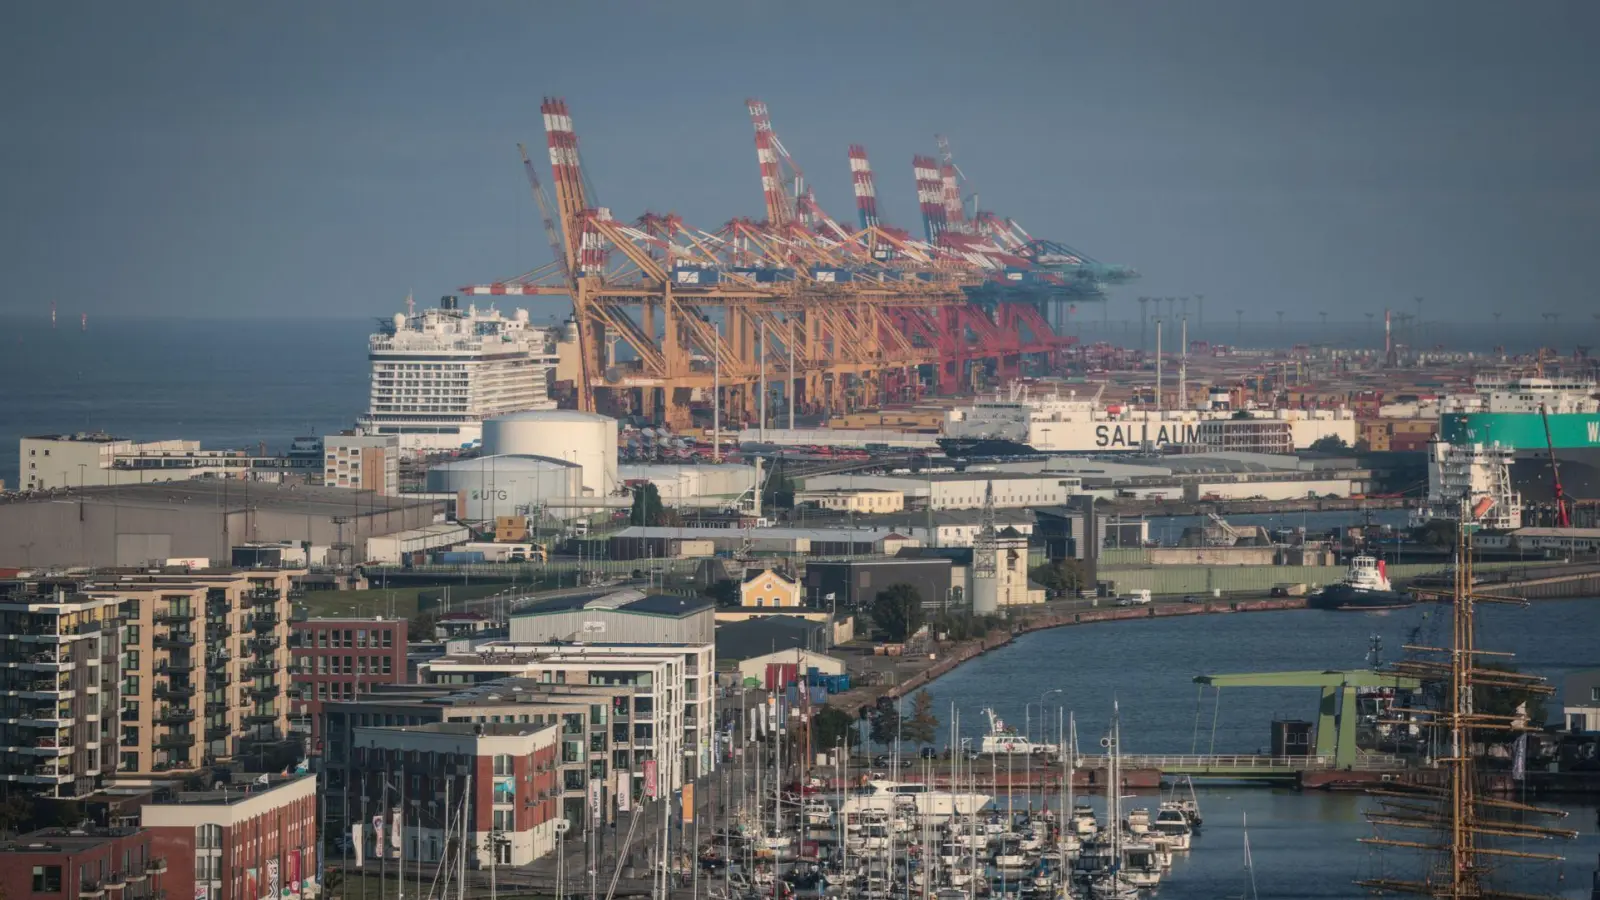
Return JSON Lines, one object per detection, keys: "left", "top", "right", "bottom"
{"left": 1231, "top": 409, "right": 1254, "bottom": 420}
{"left": 1310, "top": 434, "right": 1350, "bottom": 452}
{"left": 873, "top": 583, "right": 925, "bottom": 642}
{"left": 812, "top": 706, "right": 859, "bottom": 750}
{"left": 409, "top": 611, "right": 439, "bottom": 641}
{"left": 868, "top": 697, "right": 901, "bottom": 749}
{"left": 1029, "top": 559, "right": 1088, "bottom": 596}
{"left": 903, "top": 690, "right": 939, "bottom": 749}
{"left": 1474, "top": 662, "right": 1548, "bottom": 742}
{"left": 629, "top": 483, "right": 669, "bottom": 526}
{"left": 701, "top": 579, "right": 739, "bottom": 608}
{"left": 1411, "top": 519, "right": 1457, "bottom": 547}
{"left": 1353, "top": 438, "right": 1372, "bottom": 453}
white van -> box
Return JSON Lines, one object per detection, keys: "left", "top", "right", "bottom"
{"left": 1116, "top": 589, "right": 1153, "bottom": 607}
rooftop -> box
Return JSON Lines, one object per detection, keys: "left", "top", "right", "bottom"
{"left": 513, "top": 589, "right": 713, "bottom": 618}
{"left": 159, "top": 773, "right": 311, "bottom": 805}
{"left": 24, "top": 432, "right": 125, "bottom": 444}
{"left": 0, "top": 827, "right": 142, "bottom": 854}
{"left": 3, "top": 480, "right": 443, "bottom": 517}
{"left": 359, "top": 721, "right": 553, "bottom": 738}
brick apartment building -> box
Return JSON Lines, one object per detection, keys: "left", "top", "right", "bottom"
{"left": 350, "top": 722, "right": 561, "bottom": 866}
{"left": 288, "top": 617, "right": 408, "bottom": 754}
{"left": 140, "top": 773, "right": 320, "bottom": 900}
{"left": 0, "top": 827, "right": 157, "bottom": 900}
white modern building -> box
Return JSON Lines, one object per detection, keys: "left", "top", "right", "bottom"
{"left": 483, "top": 410, "right": 618, "bottom": 499}
{"left": 357, "top": 297, "right": 562, "bottom": 453}
{"left": 426, "top": 454, "right": 585, "bottom": 521}
{"left": 800, "top": 472, "right": 1082, "bottom": 510}
{"left": 415, "top": 641, "right": 716, "bottom": 792}
{"left": 323, "top": 433, "right": 400, "bottom": 494}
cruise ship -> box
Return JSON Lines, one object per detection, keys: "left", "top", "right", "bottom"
{"left": 356, "top": 297, "right": 562, "bottom": 453}
{"left": 1436, "top": 376, "right": 1600, "bottom": 502}
{"left": 940, "top": 383, "right": 1358, "bottom": 455}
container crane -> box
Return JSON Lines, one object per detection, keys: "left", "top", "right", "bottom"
{"left": 1540, "top": 402, "right": 1572, "bottom": 528}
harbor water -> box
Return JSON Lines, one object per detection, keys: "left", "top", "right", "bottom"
{"left": 912, "top": 600, "right": 1600, "bottom": 897}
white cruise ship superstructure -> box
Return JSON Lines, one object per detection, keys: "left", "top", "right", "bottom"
{"left": 357, "top": 297, "right": 561, "bottom": 453}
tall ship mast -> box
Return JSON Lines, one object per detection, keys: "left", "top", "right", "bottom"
{"left": 1357, "top": 499, "right": 1576, "bottom": 898}
{"left": 357, "top": 296, "right": 562, "bottom": 453}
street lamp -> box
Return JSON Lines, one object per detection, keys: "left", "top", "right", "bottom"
{"left": 1026, "top": 689, "right": 1064, "bottom": 746}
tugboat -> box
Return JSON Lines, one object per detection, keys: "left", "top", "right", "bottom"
{"left": 1309, "top": 555, "right": 1414, "bottom": 611}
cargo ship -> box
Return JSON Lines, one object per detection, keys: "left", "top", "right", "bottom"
{"left": 1435, "top": 376, "right": 1600, "bottom": 501}
{"left": 940, "top": 383, "right": 1358, "bottom": 456}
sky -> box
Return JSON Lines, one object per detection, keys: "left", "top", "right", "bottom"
{"left": 1, "top": 1, "right": 1597, "bottom": 323}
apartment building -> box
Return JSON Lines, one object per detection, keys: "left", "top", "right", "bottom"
{"left": 321, "top": 434, "right": 400, "bottom": 494}
{"left": 0, "top": 827, "right": 158, "bottom": 900}
{"left": 141, "top": 773, "right": 319, "bottom": 900}
{"left": 416, "top": 641, "right": 716, "bottom": 793}
{"left": 349, "top": 722, "right": 561, "bottom": 866}
{"left": 0, "top": 581, "right": 123, "bottom": 800}
{"left": 321, "top": 680, "right": 634, "bottom": 832}
{"left": 83, "top": 569, "right": 299, "bottom": 774}
{"left": 287, "top": 617, "right": 409, "bottom": 754}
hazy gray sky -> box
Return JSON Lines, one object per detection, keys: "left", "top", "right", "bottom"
{"left": 2, "top": 1, "right": 1596, "bottom": 322}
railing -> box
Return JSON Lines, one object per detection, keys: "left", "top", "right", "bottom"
{"left": 1075, "top": 754, "right": 1334, "bottom": 772}
{"left": 153, "top": 633, "right": 195, "bottom": 649}
{"left": 121, "top": 707, "right": 139, "bottom": 722}
{"left": 205, "top": 725, "right": 232, "bottom": 741}
{"left": 153, "top": 682, "right": 195, "bottom": 699}
{"left": 206, "top": 624, "right": 233, "bottom": 640}
{"left": 251, "top": 635, "right": 281, "bottom": 652}
{"left": 205, "top": 701, "right": 228, "bottom": 715}
{"left": 155, "top": 661, "right": 193, "bottom": 675}
{"left": 156, "top": 707, "right": 195, "bottom": 724}
{"left": 152, "top": 609, "right": 194, "bottom": 624}
{"left": 154, "top": 732, "right": 195, "bottom": 748}
{"left": 145, "top": 859, "right": 167, "bottom": 875}
{"left": 252, "top": 612, "right": 280, "bottom": 630}
{"left": 246, "top": 683, "right": 281, "bottom": 699}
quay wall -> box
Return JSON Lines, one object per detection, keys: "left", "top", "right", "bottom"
{"left": 1095, "top": 559, "right": 1543, "bottom": 595}
{"left": 873, "top": 597, "right": 1307, "bottom": 706}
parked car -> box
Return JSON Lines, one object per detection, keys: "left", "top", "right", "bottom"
{"left": 1182, "top": 594, "right": 1200, "bottom": 604}
{"left": 1116, "top": 590, "right": 1153, "bottom": 607}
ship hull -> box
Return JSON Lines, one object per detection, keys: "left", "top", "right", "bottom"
{"left": 1308, "top": 585, "right": 1415, "bottom": 611}
{"left": 1442, "top": 412, "right": 1600, "bottom": 501}
{"left": 1508, "top": 449, "right": 1600, "bottom": 502}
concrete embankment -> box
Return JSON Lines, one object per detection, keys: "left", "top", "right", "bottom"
{"left": 830, "top": 598, "right": 1306, "bottom": 715}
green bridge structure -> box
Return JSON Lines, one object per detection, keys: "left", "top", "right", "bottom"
{"left": 1079, "top": 669, "right": 1422, "bottom": 780}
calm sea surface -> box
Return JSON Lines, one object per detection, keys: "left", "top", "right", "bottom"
{"left": 914, "top": 601, "right": 1600, "bottom": 898}
{"left": 0, "top": 316, "right": 370, "bottom": 487}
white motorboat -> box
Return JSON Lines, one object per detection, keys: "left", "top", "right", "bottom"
{"left": 1151, "top": 805, "right": 1193, "bottom": 852}
{"left": 840, "top": 780, "right": 991, "bottom": 820}
{"left": 1070, "top": 803, "right": 1099, "bottom": 837}
{"left": 980, "top": 707, "right": 1060, "bottom": 755}
{"left": 1124, "top": 807, "right": 1151, "bottom": 836}
{"left": 1120, "top": 840, "right": 1164, "bottom": 887}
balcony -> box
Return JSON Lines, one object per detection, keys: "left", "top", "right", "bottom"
{"left": 145, "top": 859, "right": 167, "bottom": 875}
{"left": 205, "top": 700, "right": 229, "bottom": 715}
{"left": 245, "top": 660, "right": 280, "bottom": 678}
{"left": 19, "top": 708, "right": 70, "bottom": 728}
{"left": 250, "top": 635, "right": 281, "bottom": 653}
{"left": 156, "top": 707, "right": 195, "bottom": 725}
{"left": 153, "top": 632, "right": 195, "bottom": 650}
{"left": 206, "top": 623, "right": 233, "bottom": 640}
{"left": 22, "top": 677, "right": 72, "bottom": 698}
{"left": 19, "top": 650, "right": 72, "bottom": 671}
{"left": 208, "top": 670, "right": 233, "bottom": 687}
{"left": 252, "top": 612, "right": 280, "bottom": 631}
{"left": 154, "top": 732, "right": 195, "bottom": 749}
{"left": 206, "top": 651, "right": 231, "bottom": 670}
{"left": 247, "top": 588, "right": 280, "bottom": 607}
{"left": 245, "top": 710, "right": 278, "bottom": 724}
{"left": 26, "top": 735, "right": 74, "bottom": 756}
{"left": 152, "top": 609, "right": 193, "bottom": 624}
{"left": 121, "top": 707, "right": 139, "bottom": 722}
{"left": 247, "top": 683, "right": 281, "bottom": 700}
{"left": 81, "top": 880, "right": 105, "bottom": 899}
{"left": 105, "top": 872, "right": 127, "bottom": 889}
{"left": 205, "top": 724, "right": 232, "bottom": 741}
{"left": 156, "top": 661, "right": 194, "bottom": 676}
{"left": 153, "top": 682, "right": 196, "bottom": 700}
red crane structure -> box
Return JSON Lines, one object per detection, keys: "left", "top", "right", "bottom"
{"left": 1540, "top": 402, "right": 1573, "bottom": 527}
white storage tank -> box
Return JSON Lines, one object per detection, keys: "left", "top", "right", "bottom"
{"left": 482, "top": 410, "right": 618, "bottom": 498}
{"left": 426, "top": 454, "right": 583, "bottom": 521}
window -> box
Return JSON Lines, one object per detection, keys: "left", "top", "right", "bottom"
{"left": 493, "top": 780, "right": 515, "bottom": 803}
{"left": 317, "top": 684, "right": 328, "bottom": 701}
{"left": 357, "top": 630, "right": 367, "bottom": 648}
{"left": 1592, "top": 687, "right": 1600, "bottom": 703}
{"left": 317, "top": 630, "right": 328, "bottom": 648}
{"left": 381, "top": 657, "right": 392, "bottom": 675}
{"left": 33, "top": 867, "right": 62, "bottom": 892}
{"left": 317, "top": 657, "right": 327, "bottom": 675}
{"left": 492, "top": 809, "right": 513, "bottom": 832}
{"left": 381, "top": 630, "right": 393, "bottom": 648}
{"left": 493, "top": 754, "right": 512, "bottom": 776}
{"left": 124, "top": 625, "right": 141, "bottom": 645}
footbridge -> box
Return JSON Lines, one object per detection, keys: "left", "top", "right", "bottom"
{"left": 1075, "top": 752, "right": 1407, "bottom": 779}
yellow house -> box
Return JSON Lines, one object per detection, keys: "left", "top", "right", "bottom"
{"left": 739, "top": 567, "right": 802, "bottom": 608}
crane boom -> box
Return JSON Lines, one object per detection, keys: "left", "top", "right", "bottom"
{"left": 518, "top": 142, "right": 573, "bottom": 285}
{"left": 1539, "top": 402, "right": 1572, "bottom": 528}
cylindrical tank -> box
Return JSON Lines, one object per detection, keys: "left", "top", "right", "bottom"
{"left": 481, "top": 410, "right": 618, "bottom": 497}
{"left": 425, "top": 454, "right": 582, "bottom": 520}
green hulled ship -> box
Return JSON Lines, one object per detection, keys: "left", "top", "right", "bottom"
{"left": 1438, "top": 377, "right": 1600, "bottom": 501}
